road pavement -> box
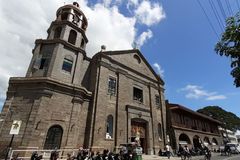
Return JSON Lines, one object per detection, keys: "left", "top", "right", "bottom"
{"left": 142, "top": 153, "right": 240, "bottom": 160}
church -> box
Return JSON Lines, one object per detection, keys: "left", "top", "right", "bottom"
{"left": 0, "top": 2, "right": 167, "bottom": 156}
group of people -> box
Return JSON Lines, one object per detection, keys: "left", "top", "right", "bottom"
{"left": 29, "top": 146, "right": 140, "bottom": 160}
{"left": 177, "top": 144, "right": 211, "bottom": 160}
{"left": 158, "top": 144, "right": 211, "bottom": 160}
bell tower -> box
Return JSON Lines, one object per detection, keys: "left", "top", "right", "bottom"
{"left": 26, "top": 2, "right": 88, "bottom": 84}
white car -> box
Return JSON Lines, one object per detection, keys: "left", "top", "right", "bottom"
{"left": 226, "top": 143, "right": 240, "bottom": 154}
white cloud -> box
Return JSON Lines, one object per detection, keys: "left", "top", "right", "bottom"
{"left": 134, "top": 0, "right": 166, "bottom": 26}
{"left": 136, "top": 29, "right": 153, "bottom": 48}
{"left": 153, "top": 63, "right": 164, "bottom": 77}
{"left": 205, "top": 95, "right": 227, "bottom": 101}
{"left": 179, "top": 85, "right": 227, "bottom": 101}
{"left": 85, "top": 4, "right": 136, "bottom": 56}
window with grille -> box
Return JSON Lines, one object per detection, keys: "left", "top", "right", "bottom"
{"left": 108, "top": 77, "right": 116, "bottom": 95}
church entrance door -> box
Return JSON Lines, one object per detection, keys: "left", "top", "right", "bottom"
{"left": 131, "top": 118, "right": 147, "bottom": 154}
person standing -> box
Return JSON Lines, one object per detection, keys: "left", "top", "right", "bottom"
{"left": 165, "top": 144, "right": 170, "bottom": 159}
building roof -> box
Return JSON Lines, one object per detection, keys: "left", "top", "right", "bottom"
{"left": 167, "top": 102, "right": 222, "bottom": 124}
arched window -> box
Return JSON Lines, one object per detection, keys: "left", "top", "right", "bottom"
{"left": 106, "top": 115, "right": 113, "bottom": 139}
{"left": 80, "top": 39, "right": 85, "bottom": 48}
{"left": 62, "top": 55, "right": 73, "bottom": 73}
{"left": 133, "top": 54, "right": 141, "bottom": 64}
{"left": 61, "top": 12, "right": 69, "bottom": 20}
{"left": 68, "top": 30, "right": 77, "bottom": 45}
{"left": 193, "top": 135, "right": 202, "bottom": 148}
{"left": 44, "top": 125, "right": 63, "bottom": 149}
{"left": 158, "top": 123, "right": 162, "bottom": 140}
{"left": 212, "top": 138, "right": 218, "bottom": 145}
{"left": 72, "top": 14, "right": 80, "bottom": 25}
{"left": 54, "top": 27, "right": 62, "bottom": 39}
{"left": 203, "top": 137, "right": 210, "bottom": 146}
{"left": 179, "top": 133, "right": 191, "bottom": 145}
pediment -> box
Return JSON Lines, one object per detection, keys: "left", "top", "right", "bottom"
{"left": 101, "top": 49, "right": 164, "bottom": 84}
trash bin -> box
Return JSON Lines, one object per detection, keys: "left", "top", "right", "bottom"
{"left": 133, "top": 146, "right": 142, "bottom": 160}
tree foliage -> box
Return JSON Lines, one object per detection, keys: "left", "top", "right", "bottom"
{"left": 197, "top": 106, "right": 240, "bottom": 132}
{"left": 215, "top": 12, "right": 240, "bottom": 87}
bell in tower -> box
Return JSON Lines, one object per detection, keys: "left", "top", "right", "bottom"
{"left": 26, "top": 2, "right": 89, "bottom": 85}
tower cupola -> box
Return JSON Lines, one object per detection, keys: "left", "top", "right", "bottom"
{"left": 56, "top": 2, "right": 88, "bottom": 31}
{"left": 46, "top": 2, "right": 88, "bottom": 49}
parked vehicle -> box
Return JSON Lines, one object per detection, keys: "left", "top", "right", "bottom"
{"left": 226, "top": 143, "right": 240, "bottom": 154}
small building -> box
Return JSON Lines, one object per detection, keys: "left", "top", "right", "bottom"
{"left": 219, "top": 127, "right": 238, "bottom": 144}
{"left": 166, "top": 102, "right": 223, "bottom": 151}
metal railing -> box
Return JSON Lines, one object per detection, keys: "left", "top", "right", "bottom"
{"left": 9, "top": 149, "right": 79, "bottom": 160}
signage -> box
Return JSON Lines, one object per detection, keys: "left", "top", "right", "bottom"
{"left": 9, "top": 120, "right": 22, "bottom": 135}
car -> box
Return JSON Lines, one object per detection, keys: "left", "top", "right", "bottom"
{"left": 226, "top": 143, "right": 240, "bottom": 154}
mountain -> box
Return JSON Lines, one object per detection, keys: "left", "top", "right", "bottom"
{"left": 197, "top": 106, "right": 240, "bottom": 131}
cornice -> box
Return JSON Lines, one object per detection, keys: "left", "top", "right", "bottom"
{"left": 35, "top": 39, "right": 90, "bottom": 61}
{"left": 126, "top": 105, "right": 151, "bottom": 113}
{"left": 172, "top": 125, "right": 221, "bottom": 137}
{"left": 8, "top": 77, "right": 92, "bottom": 100}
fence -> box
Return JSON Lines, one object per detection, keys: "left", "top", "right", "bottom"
{"left": 9, "top": 149, "right": 79, "bottom": 160}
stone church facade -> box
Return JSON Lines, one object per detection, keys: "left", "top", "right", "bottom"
{"left": 0, "top": 2, "right": 167, "bottom": 156}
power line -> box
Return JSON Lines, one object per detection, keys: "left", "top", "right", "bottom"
{"left": 196, "top": 0, "right": 220, "bottom": 39}
{"left": 236, "top": 0, "right": 240, "bottom": 11}
{"left": 225, "top": 0, "right": 234, "bottom": 16}
{"left": 217, "top": 0, "right": 227, "bottom": 19}
{"left": 225, "top": 0, "right": 231, "bottom": 16}
{"left": 209, "top": 0, "right": 224, "bottom": 32}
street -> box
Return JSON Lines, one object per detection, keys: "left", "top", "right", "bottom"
{"left": 142, "top": 153, "right": 240, "bottom": 160}
{"left": 208, "top": 155, "right": 240, "bottom": 160}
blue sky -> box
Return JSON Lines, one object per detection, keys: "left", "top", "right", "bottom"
{"left": 141, "top": 0, "right": 240, "bottom": 116}
{"left": 0, "top": 0, "right": 239, "bottom": 117}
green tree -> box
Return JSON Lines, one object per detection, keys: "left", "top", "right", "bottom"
{"left": 215, "top": 12, "right": 240, "bottom": 87}
{"left": 197, "top": 106, "right": 240, "bottom": 131}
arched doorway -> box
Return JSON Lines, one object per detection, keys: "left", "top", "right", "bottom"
{"left": 131, "top": 118, "right": 147, "bottom": 153}
{"left": 212, "top": 138, "right": 218, "bottom": 146}
{"left": 179, "top": 133, "right": 191, "bottom": 145}
{"left": 44, "top": 125, "right": 63, "bottom": 149}
{"left": 193, "top": 135, "right": 202, "bottom": 149}
{"left": 203, "top": 137, "right": 210, "bottom": 146}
